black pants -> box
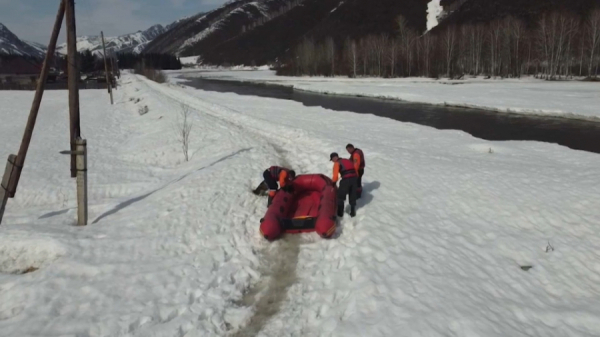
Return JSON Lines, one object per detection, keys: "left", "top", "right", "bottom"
{"left": 338, "top": 176, "right": 358, "bottom": 211}
{"left": 357, "top": 168, "right": 364, "bottom": 197}
{"left": 263, "top": 170, "right": 278, "bottom": 191}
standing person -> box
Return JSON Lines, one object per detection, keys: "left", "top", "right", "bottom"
{"left": 261, "top": 166, "right": 295, "bottom": 207}
{"left": 330, "top": 153, "right": 358, "bottom": 217}
{"left": 346, "top": 144, "right": 365, "bottom": 198}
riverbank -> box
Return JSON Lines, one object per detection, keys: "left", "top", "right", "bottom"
{"left": 173, "top": 70, "right": 600, "bottom": 121}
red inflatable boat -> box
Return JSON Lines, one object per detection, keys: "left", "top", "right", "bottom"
{"left": 260, "top": 174, "right": 337, "bottom": 240}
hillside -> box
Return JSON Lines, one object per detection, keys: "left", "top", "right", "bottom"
{"left": 0, "top": 23, "right": 46, "bottom": 59}
{"left": 144, "top": 0, "right": 428, "bottom": 65}
{"left": 436, "top": 0, "right": 599, "bottom": 28}
{"left": 145, "top": 0, "right": 600, "bottom": 66}
{"left": 143, "top": 0, "right": 298, "bottom": 56}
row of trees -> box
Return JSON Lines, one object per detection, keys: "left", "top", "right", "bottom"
{"left": 280, "top": 9, "right": 600, "bottom": 79}
{"left": 116, "top": 52, "right": 182, "bottom": 70}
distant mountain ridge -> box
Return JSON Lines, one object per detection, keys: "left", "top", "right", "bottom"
{"left": 143, "top": 0, "right": 428, "bottom": 65}
{"left": 0, "top": 23, "right": 47, "bottom": 58}
{"left": 1, "top": 21, "right": 183, "bottom": 59}
{"left": 56, "top": 24, "right": 167, "bottom": 55}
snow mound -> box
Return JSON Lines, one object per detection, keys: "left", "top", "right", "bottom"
{"left": 0, "top": 236, "right": 66, "bottom": 274}
{"left": 426, "top": 0, "right": 444, "bottom": 31}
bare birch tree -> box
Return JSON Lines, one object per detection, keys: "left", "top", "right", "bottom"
{"left": 444, "top": 25, "right": 457, "bottom": 77}
{"left": 344, "top": 37, "right": 358, "bottom": 77}
{"left": 177, "top": 104, "right": 193, "bottom": 162}
{"left": 325, "top": 37, "right": 336, "bottom": 76}
{"left": 587, "top": 9, "right": 600, "bottom": 77}
{"left": 511, "top": 18, "right": 526, "bottom": 77}
{"left": 388, "top": 37, "right": 398, "bottom": 77}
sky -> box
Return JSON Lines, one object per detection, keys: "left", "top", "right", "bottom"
{"left": 0, "top": 0, "right": 230, "bottom": 44}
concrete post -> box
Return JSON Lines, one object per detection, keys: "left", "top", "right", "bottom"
{"left": 75, "top": 138, "right": 88, "bottom": 226}
{"left": 0, "top": 154, "right": 17, "bottom": 225}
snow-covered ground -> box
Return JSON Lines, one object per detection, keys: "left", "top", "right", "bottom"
{"left": 178, "top": 70, "right": 600, "bottom": 121}
{"left": 180, "top": 56, "right": 201, "bottom": 66}
{"left": 426, "top": 0, "right": 444, "bottom": 31}
{"left": 1, "top": 73, "right": 600, "bottom": 336}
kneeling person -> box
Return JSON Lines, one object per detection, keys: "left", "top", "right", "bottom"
{"left": 263, "top": 166, "right": 296, "bottom": 207}
{"left": 330, "top": 153, "right": 358, "bottom": 218}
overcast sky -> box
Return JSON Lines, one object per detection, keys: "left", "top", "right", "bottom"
{"left": 0, "top": 0, "right": 229, "bottom": 44}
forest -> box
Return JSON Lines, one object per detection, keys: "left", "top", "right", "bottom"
{"left": 116, "top": 53, "right": 182, "bottom": 70}
{"left": 278, "top": 9, "right": 600, "bottom": 79}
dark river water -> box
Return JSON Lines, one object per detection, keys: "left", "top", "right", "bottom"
{"left": 182, "top": 77, "right": 600, "bottom": 154}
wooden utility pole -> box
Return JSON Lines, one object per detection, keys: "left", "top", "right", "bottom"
{"left": 66, "top": 0, "right": 81, "bottom": 178}
{"left": 101, "top": 31, "right": 114, "bottom": 104}
{"left": 4, "top": 0, "right": 65, "bottom": 199}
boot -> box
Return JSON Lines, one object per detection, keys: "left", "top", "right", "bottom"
{"left": 337, "top": 204, "right": 344, "bottom": 218}
{"left": 350, "top": 205, "right": 356, "bottom": 218}
{"left": 253, "top": 182, "right": 267, "bottom": 195}
{"left": 267, "top": 196, "right": 273, "bottom": 208}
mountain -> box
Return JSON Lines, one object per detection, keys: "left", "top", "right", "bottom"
{"left": 144, "top": 0, "right": 428, "bottom": 65}
{"left": 145, "top": 0, "right": 600, "bottom": 66}
{"left": 0, "top": 23, "right": 46, "bottom": 58}
{"left": 56, "top": 24, "right": 167, "bottom": 55}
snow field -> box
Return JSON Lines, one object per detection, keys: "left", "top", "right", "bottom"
{"left": 160, "top": 75, "right": 600, "bottom": 336}
{"left": 182, "top": 70, "right": 600, "bottom": 120}
{"left": 0, "top": 72, "right": 600, "bottom": 336}
{"left": 0, "top": 75, "right": 305, "bottom": 336}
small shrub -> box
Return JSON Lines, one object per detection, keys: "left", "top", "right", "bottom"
{"left": 175, "top": 104, "right": 193, "bottom": 161}
{"left": 134, "top": 65, "right": 167, "bottom": 83}
{"left": 153, "top": 70, "right": 167, "bottom": 83}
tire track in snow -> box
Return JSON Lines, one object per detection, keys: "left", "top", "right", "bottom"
{"left": 231, "top": 237, "right": 300, "bottom": 337}
{"left": 139, "top": 78, "right": 309, "bottom": 336}
{"left": 230, "top": 146, "right": 302, "bottom": 337}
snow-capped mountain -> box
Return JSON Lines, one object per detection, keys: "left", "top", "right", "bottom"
{"left": 0, "top": 23, "right": 46, "bottom": 58}
{"left": 56, "top": 24, "right": 167, "bottom": 55}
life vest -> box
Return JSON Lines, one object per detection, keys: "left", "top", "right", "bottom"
{"left": 350, "top": 148, "right": 365, "bottom": 169}
{"left": 339, "top": 159, "right": 358, "bottom": 179}
{"left": 269, "top": 166, "right": 288, "bottom": 179}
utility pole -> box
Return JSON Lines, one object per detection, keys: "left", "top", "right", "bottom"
{"left": 101, "top": 31, "right": 114, "bottom": 104}
{"left": 66, "top": 0, "right": 81, "bottom": 178}
{"left": 1, "top": 0, "right": 65, "bottom": 224}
